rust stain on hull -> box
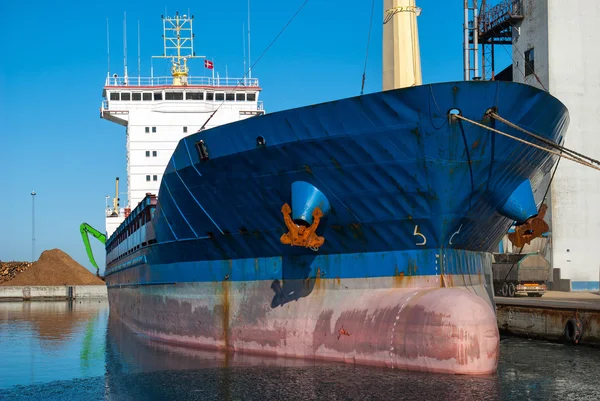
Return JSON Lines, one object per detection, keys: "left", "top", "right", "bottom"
{"left": 109, "top": 283, "right": 499, "bottom": 375}
{"left": 222, "top": 280, "right": 231, "bottom": 350}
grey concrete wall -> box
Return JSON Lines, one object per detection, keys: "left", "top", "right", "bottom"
{"left": 512, "top": 0, "right": 550, "bottom": 90}
{"left": 497, "top": 303, "right": 599, "bottom": 345}
{"left": 548, "top": 0, "right": 600, "bottom": 283}
{"left": 0, "top": 285, "right": 107, "bottom": 300}
{"left": 511, "top": 0, "right": 600, "bottom": 284}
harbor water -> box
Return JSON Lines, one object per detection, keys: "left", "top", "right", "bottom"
{"left": 1, "top": 300, "right": 599, "bottom": 401}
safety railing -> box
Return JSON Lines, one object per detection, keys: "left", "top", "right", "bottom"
{"left": 104, "top": 76, "right": 259, "bottom": 87}
{"left": 479, "top": 0, "right": 524, "bottom": 34}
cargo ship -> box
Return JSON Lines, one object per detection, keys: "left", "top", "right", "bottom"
{"left": 98, "top": 2, "right": 569, "bottom": 374}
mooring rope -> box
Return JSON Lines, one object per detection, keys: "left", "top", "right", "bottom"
{"left": 199, "top": 0, "right": 311, "bottom": 131}
{"left": 489, "top": 112, "right": 600, "bottom": 167}
{"left": 452, "top": 114, "right": 600, "bottom": 172}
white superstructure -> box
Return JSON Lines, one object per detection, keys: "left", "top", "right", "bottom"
{"left": 509, "top": 0, "right": 600, "bottom": 285}
{"left": 101, "top": 13, "right": 264, "bottom": 238}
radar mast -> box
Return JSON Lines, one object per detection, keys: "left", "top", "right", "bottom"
{"left": 154, "top": 12, "right": 204, "bottom": 85}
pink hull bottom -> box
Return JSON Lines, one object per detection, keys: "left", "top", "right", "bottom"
{"left": 109, "top": 279, "right": 499, "bottom": 375}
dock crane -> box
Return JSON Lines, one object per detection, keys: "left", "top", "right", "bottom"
{"left": 80, "top": 223, "right": 106, "bottom": 277}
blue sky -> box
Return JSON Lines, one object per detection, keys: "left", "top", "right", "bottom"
{"left": 0, "top": 0, "right": 509, "bottom": 273}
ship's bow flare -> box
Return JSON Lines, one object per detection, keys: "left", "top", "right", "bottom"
{"left": 389, "top": 288, "right": 499, "bottom": 374}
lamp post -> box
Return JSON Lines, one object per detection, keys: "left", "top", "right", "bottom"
{"left": 31, "top": 191, "right": 36, "bottom": 263}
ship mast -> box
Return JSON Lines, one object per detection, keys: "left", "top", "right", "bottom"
{"left": 153, "top": 12, "right": 204, "bottom": 86}
{"left": 382, "top": 0, "right": 423, "bottom": 90}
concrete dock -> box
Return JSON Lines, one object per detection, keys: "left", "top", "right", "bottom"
{"left": 496, "top": 291, "right": 600, "bottom": 346}
{"left": 0, "top": 285, "right": 107, "bottom": 301}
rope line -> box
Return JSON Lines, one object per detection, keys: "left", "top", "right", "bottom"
{"left": 200, "top": 0, "right": 310, "bottom": 131}
{"left": 453, "top": 114, "right": 600, "bottom": 172}
{"left": 360, "top": 0, "right": 376, "bottom": 96}
{"left": 490, "top": 112, "right": 600, "bottom": 167}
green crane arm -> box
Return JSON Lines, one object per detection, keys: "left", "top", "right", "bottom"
{"left": 80, "top": 223, "right": 107, "bottom": 276}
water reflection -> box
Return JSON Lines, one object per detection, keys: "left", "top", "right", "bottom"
{"left": 103, "top": 314, "right": 503, "bottom": 401}
{"left": 0, "top": 299, "right": 107, "bottom": 388}
{"left": 1, "top": 300, "right": 600, "bottom": 401}
{"left": 3, "top": 300, "right": 103, "bottom": 345}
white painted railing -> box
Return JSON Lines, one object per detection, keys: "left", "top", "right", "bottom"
{"left": 105, "top": 76, "right": 259, "bottom": 87}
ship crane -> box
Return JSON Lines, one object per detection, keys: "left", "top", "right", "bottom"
{"left": 78, "top": 177, "right": 119, "bottom": 277}
{"left": 79, "top": 223, "right": 106, "bottom": 277}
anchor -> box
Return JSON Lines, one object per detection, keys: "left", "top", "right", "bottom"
{"left": 280, "top": 203, "right": 325, "bottom": 250}
{"left": 508, "top": 204, "right": 549, "bottom": 248}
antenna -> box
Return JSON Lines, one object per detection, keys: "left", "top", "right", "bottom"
{"left": 31, "top": 191, "right": 36, "bottom": 263}
{"left": 153, "top": 11, "right": 204, "bottom": 86}
{"left": 242, "top": 23, "right": 246, "bottom": 84}
{"left": 106, "top": 18, "right": 110, "bottom": 78}
{"left": 124, "top": 12, "right": 128, "bottom": 83}
{"left": 247, "top": 0, "right": 252, "bottom": 79}
{"left": 113, "top": 178, "right": 120, "bottom": 216}
{"left": 138, "top": 20, "right": 141, "bottom": 84}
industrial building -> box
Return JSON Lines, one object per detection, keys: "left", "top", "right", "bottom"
{"left": 467, "top": 0, "right": 600, "bottom": 291}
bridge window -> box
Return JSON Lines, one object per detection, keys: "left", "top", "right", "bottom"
{"left": 143, "top": 93, "right": 152, "bottom": 101}
{"left": 525, "top": 48, "right": 534, "bottom": 76}
{"left": 183, "top": 126, "right": 188, "bottom": 133}
{"left": 247, "top": 93, "right": 256, "bottom": 101}
{"left": 186, "top": 92, "right": 203, "bottom": 100}
{"left": 153, "top": 175, "right": 158, "bottom": 181}
{"left": 132, "top": 92, "right": 142, "bottom": 101}
{"left": 206, "top": 92, "right": 214, "bottom": 101}
{"left": 145, "top": 151, "right": 150, "bottom": 157}
{"left": 145, "top": 127, "right": 149, "bottom": 133}
{"left": 215, "top": 93, "right": 224, "bottom": 101}
{"left": 154, "top": 92, "right": 163, "bottom": 100}
{"left": 152, "top": 127, "right": 156, "bottom": 133}
{"left": 226, "top": 93, "right": 234, "bottom": 101}
{"left": 236, "top": 93, "right": 246, "bottom": 101}
{"left": 121, "top": 92, "right": 131, "bottom": 101}
{"left": 165, "top": 92, "right": 184, "bottom": 100}
{"left": 110, "top": 92, "right": 119, "bottom": 101}
{"left": 146, "top": 175, "right": 150, "bottom": 181}
{"left": 152, "top": 151, "right": 157, "bottom": 157}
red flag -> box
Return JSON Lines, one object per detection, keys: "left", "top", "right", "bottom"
{"left": 204, "top": 60, "right": 214, "bottom": 69}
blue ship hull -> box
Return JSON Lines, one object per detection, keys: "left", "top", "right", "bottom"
{"left": 105, "top": 81, "right": 568, "bottom": 374}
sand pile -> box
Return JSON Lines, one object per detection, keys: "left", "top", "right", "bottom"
{"left": 1, "top": 249, "right": 104, "bottom": 286}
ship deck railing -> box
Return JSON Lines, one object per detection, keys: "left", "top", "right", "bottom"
{"left": 104, "top": 76, "right": 260, "bottom": 88}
